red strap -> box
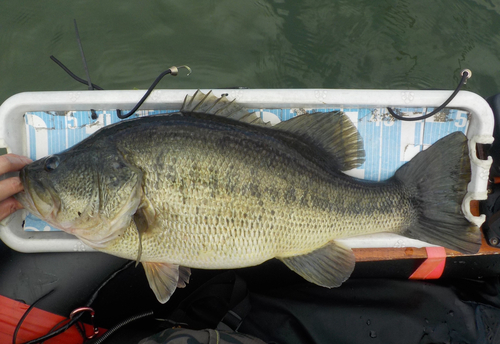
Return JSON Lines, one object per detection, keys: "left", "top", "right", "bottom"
{"left": 409, "top": 247, "right": 447, "bottom": 280}
{"left": 0, "top": 294, "right": 105, "bottom": 344}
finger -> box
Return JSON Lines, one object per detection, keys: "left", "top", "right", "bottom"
{"left": 0, "top": 154, "right": 32, "bottom": 175}
{"left": 0, "top": 197, "right": 23, "bottom": 221}
{"left": 0, "top": 177, "right": 24, "bottom": 202}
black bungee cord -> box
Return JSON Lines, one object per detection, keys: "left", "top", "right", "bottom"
{"left": 52, "top": 20, "right": 192, "bottom": 119}
{"left": 74, "top": 19, "right": 94, "bottom": 91}
{"left": 12, "top": 289, "right": 56, "bottom": 344}
{"left": 85, "top": 311, "right": 155, "bottom": 344}
{"left": 50, "top": 55, "right": 104, "bottom": 90}
{"left": 115, "top": 65, "right": 191, "bottom": 119}
{"left": 50, "top": 55, "right": 190, "bottom": 120}
{"left": 13, "top": 261, "right": 135, "bottom": 344}
{"left": 387, "top": 69, "right": 472, "bottom": 121}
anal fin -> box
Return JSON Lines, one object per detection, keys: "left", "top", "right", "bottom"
{"left": 278, "top": 241, "right": 355, "bottom": 288}
{"left": 143, "top": 262, "right": 191, "bottom": 303}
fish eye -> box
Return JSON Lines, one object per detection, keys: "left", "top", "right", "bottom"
{"left": 44, "top": 156, "right": 60, "bottom": 172}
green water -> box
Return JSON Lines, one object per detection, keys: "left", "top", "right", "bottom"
{"left": 1, "top": 0, "right": 500, "bottom": 104}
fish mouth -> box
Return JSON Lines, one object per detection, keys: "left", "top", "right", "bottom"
{"left": 16, "top": 167, "right": 60, "bottom": 220}
{"left": 15, "top": 168, "right": 39, "bottom": 216}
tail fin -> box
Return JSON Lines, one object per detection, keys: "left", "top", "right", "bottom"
{"left": 395, "top": 132, "right": 481, "bottom": 254}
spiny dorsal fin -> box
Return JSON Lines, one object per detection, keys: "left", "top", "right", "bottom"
{"left": 275, "top": 112, "right": 365, "bottom": 171}
{"left": 181, "top": 90, "right": 273, "bottom": 126}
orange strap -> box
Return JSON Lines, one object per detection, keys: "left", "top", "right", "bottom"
{"left": 409, "top": 247, "right": 447, "bottom": 280}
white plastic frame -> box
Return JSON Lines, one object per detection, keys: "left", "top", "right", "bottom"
{"left": 0, "top": 89, "right": 494, "bottom": 252}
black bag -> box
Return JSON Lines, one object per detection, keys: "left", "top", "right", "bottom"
{"left": 168, "top": 271, "right": 252, "bottom": 332}
{"left": 140, "top": 273, "right": 264, "bottom": 343}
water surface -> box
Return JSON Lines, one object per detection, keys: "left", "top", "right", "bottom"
{"left": 1, "top": 0, "right": 499, "bottom": 103}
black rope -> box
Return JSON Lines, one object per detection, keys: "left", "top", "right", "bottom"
{"left": 50, "top": 55, "right": 190, "bottom": 120}
{"left": 50, "top": 55, "right": 103, "bottom": 90}
{"left": 387, "top": 69, "right": 472, "bottom": 121}
{"left": 12, "top": 289, "right": 56, "bottom": 344}
{"left": 116, "top": 69, "right": 173, "bottom": 119}
{"left": 16, "top": 261, "right": 134, "bottom": 344}
{"left": 86, "top": 311, "right": 154, "bottom": 344}
{"left": 74, "top": 19, "right": 94, "bottom": 90}
{"left": 116, "top": 65, "right": 191, "bottom": 119}
{"left": 51, "top": 24, "right": 190, "bottom": 120}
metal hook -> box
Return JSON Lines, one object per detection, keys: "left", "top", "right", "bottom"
{"left": 169, "top": 65, "right": 192, "bottom": 76}
{"left": 70, "top": 306, "right": 99, "bottom": 339}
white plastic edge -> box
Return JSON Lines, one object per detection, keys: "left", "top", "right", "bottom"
{"left": 0, "top": 89, "right": 494, "bottom": 252}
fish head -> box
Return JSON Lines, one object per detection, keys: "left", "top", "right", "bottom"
{"left": 16, "top": 148, "right": 143, "bottom": 248}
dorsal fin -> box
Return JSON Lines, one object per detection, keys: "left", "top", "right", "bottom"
{"left": 181, "top": 90, "right": 272, "bottom": 126}
{"left": 275, "top": 112, "right": 365, "bottom": 171}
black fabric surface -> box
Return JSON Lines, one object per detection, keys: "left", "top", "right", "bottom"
{"left": 154, "top": 267, "right": 500, "bottom": 344}
{"left": 241, "top": 278, "right": 500, "bottom": 344}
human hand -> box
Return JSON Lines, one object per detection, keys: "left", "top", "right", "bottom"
{"left": 0, "top": 154, "right": 32, "bottom": 221}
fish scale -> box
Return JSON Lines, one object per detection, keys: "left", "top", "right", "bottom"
{"left": 100, "top": 114, "right": 413, "bottom": 268}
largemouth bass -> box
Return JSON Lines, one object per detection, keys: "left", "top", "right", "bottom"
{"left": 16, "top": 91, "right": 481, "bottom": 303}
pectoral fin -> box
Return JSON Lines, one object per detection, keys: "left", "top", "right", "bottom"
{"left": 143, "top": 262, "right": 191, "bottom": 303}
{"left": 278, "top": 241, "right": 355, "bottom": 288}
{"left": 132, "top": 195, "right": 156, "bottom": 265}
